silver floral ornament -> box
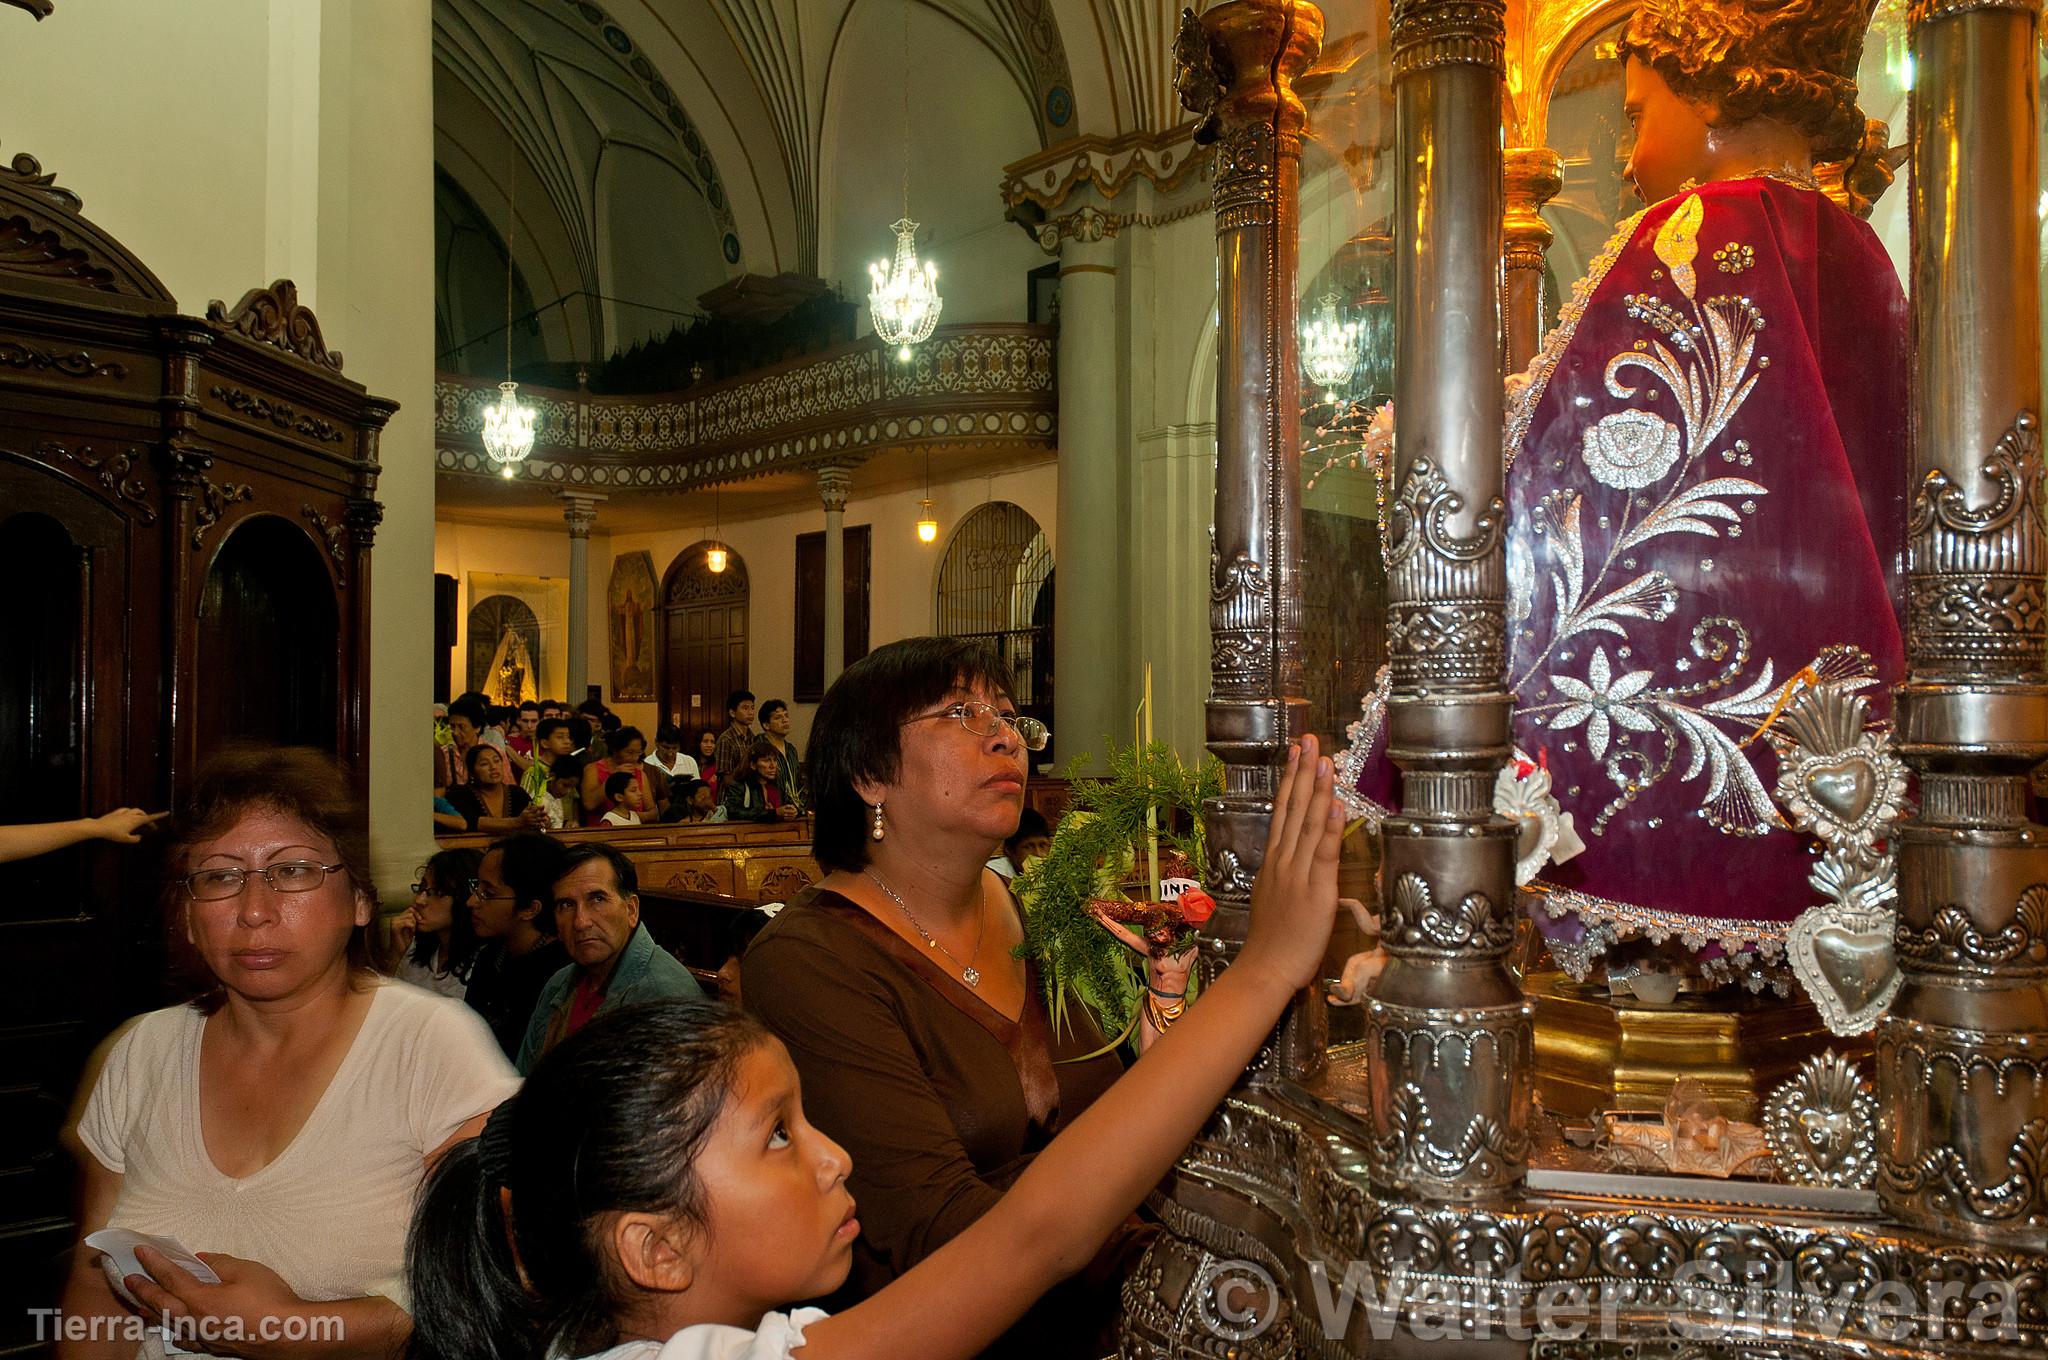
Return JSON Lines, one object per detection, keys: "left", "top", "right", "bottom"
{"left": 1547, "top": 646, "right": 1656, "bottom": 759}
{"left": 1581, "top": 408, "right": 1682, "bottom": 489}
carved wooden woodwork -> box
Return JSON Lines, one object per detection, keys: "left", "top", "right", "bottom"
{"left": 433, "top": 818, "right": 819, "bottom": 910}
{"left": 0, "top": 147, "right": 391, "bottom": 1328}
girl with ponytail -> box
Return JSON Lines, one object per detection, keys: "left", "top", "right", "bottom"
{"left": 408, "top": 735, "right": 1349, "bottom": 1360}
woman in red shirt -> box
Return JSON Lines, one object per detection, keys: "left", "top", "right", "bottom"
{"left": 578, "top": 726, "right": 658, "bottom": 826}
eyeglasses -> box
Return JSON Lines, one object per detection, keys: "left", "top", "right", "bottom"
{"left": 466, "top": 878, "right": 515, "bottom": 901}
{"left": 182, "top": 861, "right": 346, "bottom": 902}
{"left": 906, "top": 701, "right": 1050, "bottom": 752}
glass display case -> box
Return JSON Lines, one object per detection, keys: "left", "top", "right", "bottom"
{"left": 1122, "top": 2, "right": 2048, "bottom": 1353}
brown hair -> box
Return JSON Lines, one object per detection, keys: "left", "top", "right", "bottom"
{"left": 807, "top": 636, "right": 1018, "bottom": 873}
{"left": 1617, "top": 0, "right": 1876, "bottom": 163}
{"left": 167, "top": 746, "right": 383, "bottom": 1012}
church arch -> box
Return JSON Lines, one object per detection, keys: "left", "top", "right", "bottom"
{"left": 433, "top": 0, "right": 744, "bottom": 371}
{"left": 935, "top": 502, "right": 1052, "bottom": 710}
{"left": 466, "top": 594, "right": 544, "bottom": 704}
{"left": 660, "top": 543, "right": 751, "bottom": 740}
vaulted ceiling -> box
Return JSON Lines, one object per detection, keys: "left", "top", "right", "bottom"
{"left": 435, "top": 0, "right": 758, "bottom": 366}
{"left": 434, "top": 1, "right": 1191, "bottom": 296}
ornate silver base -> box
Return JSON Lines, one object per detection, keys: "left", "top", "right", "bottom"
{"left": 1121, "top": 1084, "right": 2048, "bottom": 1359}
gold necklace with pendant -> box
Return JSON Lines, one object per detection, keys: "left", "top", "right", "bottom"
{"left": 866, "top": 869, "right": 986, "bottom": 987}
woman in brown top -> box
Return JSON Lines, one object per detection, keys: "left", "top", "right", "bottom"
{"left": 744, "top": 638, "right": 1142, "bottom": 1357}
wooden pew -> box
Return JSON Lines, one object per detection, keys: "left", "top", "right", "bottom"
{"left": 1024, "top": 775, "right": 1071, "bottom": 826}
{"left": 434, "top": 818, "right": 821, "bottom": 905}
{"left": 435, "top": 820, "right": 820, "bottom": 976}
{"left": 637, "top": 886, "right": 754, "bottom": 984}
{"left": 436, "top": 786, "right": 1064, "bottom": 903}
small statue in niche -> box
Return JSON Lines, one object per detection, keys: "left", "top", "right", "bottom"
{"left": 1346, "top": 0, "right": 1908, "bottom": 999}
{"left": 486, "top": 627, "right": 535, "bottom": 707}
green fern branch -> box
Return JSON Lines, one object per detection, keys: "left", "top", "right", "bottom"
{"left": 1015, "top": 740, "right": 1223, "bottom": 1044}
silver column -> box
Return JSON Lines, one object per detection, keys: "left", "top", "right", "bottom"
{"left": 1182, "top": 0, "right": 1327, "bottom": 1082}
{"left": 1362, "top": 0, "right": 1533, "bottom": 1200}
{"left": 1880, "top": 0, "right": 2048, "bottom": 1249}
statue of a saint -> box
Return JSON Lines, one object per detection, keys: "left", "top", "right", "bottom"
{"left": 487, "top": 626, "right": 536, "bottom": 707}
{"left": 1350, "top": 0, "right": 1906, "bottom": 997}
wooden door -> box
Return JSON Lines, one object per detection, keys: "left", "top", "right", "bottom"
{"left": 660, "top": 543, "right": 750, "bottom": 739}
{"left": 196, "top": 517, "right": 340, "bottom": 754}
{"left": 0, "top": 478, "right": 145, "bottom": 1351}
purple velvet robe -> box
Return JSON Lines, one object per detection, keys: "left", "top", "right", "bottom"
{"left": 1356, "top": 177, "right": 1908, "bottom": 990}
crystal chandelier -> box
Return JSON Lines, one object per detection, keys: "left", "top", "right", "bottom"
{"left": 485, "top": 133, "right": 535, "bottom": 477}
{"left": 1301, "top": 291, "right": 1363, "bottom": 401}
{"left": 870, "top": 220, "right": 941, "bottom": 363}
{"left": 484, "top": 381, "right": 536, "bottom": 477}
{"left": 869, "top": 3, "right": 940, "bottom": 364}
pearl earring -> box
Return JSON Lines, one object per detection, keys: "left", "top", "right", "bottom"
{"left": 871, "top": 802, "right": 885, "bottom": 841}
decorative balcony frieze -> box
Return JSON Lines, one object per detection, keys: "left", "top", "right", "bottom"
{"left": 435, "top": 324, "right": 1055, "bottom": 492}
{"left": 1001, "top": 127, "right": 1208, "bottom": 215}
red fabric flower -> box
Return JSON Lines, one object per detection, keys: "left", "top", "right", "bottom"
{"left": 1178, "top": 888, "right": 1216, "bottom": 926}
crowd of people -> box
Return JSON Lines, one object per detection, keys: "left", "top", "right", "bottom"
{"left": 53, "top": 637, "right": 1347, "bottom": 1360}
{"left": 432, "top": 690, "right": 806, "bottom": 834}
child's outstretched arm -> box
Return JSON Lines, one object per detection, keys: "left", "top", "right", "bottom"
{"left": 0, "top": 808, "right": 165, "bottom": 863}
{"left": 807, "top": 734, "right": 1345, "bottom": 1360}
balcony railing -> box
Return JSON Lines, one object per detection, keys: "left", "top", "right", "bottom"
{"left": 435, "top": 324, "right": 1056, "bottom": 491}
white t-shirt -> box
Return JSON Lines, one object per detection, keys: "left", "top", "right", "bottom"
{"left": 602, "top": 808, "right": 643, "bottom": 826}
{"left": 581, "top": 1309, "right": 827, "bottom": 1360}
{"left": 647, "top": 752, "right": 700, "bottom": 781}
{"left": 77, "top": 981, "right": 519, "bottom": 1357}
{"left": 394, "top": 955, "right": 468, "bottom": 1000}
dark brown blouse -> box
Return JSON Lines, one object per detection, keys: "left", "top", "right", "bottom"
{"left": 742, "top": 887, "right": 1145, "bottom": 1356}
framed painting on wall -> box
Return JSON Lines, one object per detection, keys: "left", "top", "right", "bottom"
{"left": 609, "top": 550, "right": 659, "bottom": 702}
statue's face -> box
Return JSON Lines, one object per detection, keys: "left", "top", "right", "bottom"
{"left": 1623, "top": 58, "right": 1714, "bottom": 206}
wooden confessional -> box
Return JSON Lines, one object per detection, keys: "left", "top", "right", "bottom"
{"left": 0, "top": 147, "right": 390, "bottom": 1344}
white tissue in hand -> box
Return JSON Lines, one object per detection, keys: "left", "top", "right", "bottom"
{"left": 86, "top": 1228, "right": 220, "bottom": 1308}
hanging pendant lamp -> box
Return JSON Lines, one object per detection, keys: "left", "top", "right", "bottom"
{"left": 483, "top": 134, "right": 536, "bottom": 477}
{"left": 1301, "top": 290, "right": 1363, "bottom": 403}
{"left": 916, "top": 450, "right": 939, "bottom": 543}
{"left": 706, "top": 488, "right": 728, "bottom": 573}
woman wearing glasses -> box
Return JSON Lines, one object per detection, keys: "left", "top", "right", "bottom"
{"left": 743, "top": 638, "right": 1142, "bottom": 1359}
{"left": 59, "top": 748, "right": 517, "bottom": 1359}
{"left": 394, "top": 849, "right": 483, "bottom": 1000}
